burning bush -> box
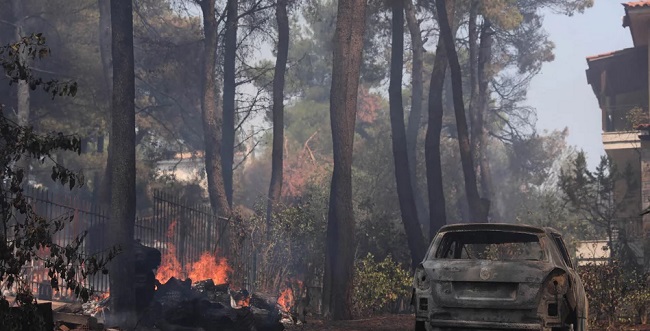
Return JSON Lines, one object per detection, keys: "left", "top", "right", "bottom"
{"left": 352, "top": 253, "right": 411, "bottom": 317}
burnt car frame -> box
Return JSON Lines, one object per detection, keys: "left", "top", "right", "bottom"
{"left": 413, "top": 223, "right": 588, "bottom": 331}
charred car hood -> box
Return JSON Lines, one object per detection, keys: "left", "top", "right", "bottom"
{"left": 423, "top": 259, "right": 558, "bottom": 310}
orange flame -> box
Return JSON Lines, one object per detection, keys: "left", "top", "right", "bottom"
{"left": 155, "top": 220, "right": 233, "bottom": 286}
{"left": 187, "top": 252, "right": 232, "bottom": 284}
{"left": 233, "top": 294, "right": 250, "bottom": 308}
{"left": 92, "top": 291, "right": 110, "bottom": 301}
{"left": 156, "top": 221, "right": 182, "bottom": 284}
{"left": 277, "top": 287, "right": 294, "bottom": 312}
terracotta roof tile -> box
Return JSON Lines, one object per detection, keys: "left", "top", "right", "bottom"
{"left": 624, "top": 1, "right": 650, "bottom": 8}
{"left": 586, "top": 47, "right": 637, "bottom": 62}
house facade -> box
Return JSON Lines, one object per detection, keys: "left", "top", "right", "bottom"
{"left": 585, "top": 1, "right": 650, "bottom": 268}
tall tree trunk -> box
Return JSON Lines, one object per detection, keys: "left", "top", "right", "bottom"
{"left": 322, "top": 0, "right": 367, "bottom": 320}
{"left": 389, "top": 0, "right": 426, "bottom": 269}
{"left": 266, "top": 0, "right": 289, "bottom": 224}
{"left": 12, "top": 0, "right": 30, "bottom": 180}
{"left": 434, "top": 0, "right": 487, "bottom": 222}
{"left": 199, "top": 0, "right": 231, "bottom": 216}
{"left": 404, "top": 0, "right": 429, "bottom": 233}
{"left": 467, "top": 1, "right": 480, "bottom": 157}
{"left": 222, "top": 0, "right": 238, "bottom": 207}
{"left": 108, "top": 0, "right": 136, "bottom": 326}
{"left": 477, "top": 20, "right": 494, "bottom": 214}
{"left": 96, "top": 0, "right": 113, "bottom": 210}
{"left": 404, "top": 0, "right": 429, "bottom": 231}
{"left": 425, "top": 0, "right": 454, "bottom": 240}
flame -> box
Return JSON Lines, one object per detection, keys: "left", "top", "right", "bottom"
{"left": 154, "top": 220, "right": 233, "bottom": 286}
{"left": 187, "top": 252, "right": 232, "bottom": 284}
{"left": 277, "top": 287, "right": 294, "bottom": 312}
{"left": 237, "top": 297, "right": 250, "bottom": 307}
{"left": 92, "top": 291, "right": 110, "bottom": 301}
{"left": 156, "top": 221, "right": 182, "bottom": 284}
{"left": 232, "top": 292, "right": 250, "bottom": 308}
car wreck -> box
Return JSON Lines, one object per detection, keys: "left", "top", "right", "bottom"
{"left": 413, "top": 223, "right": 588, "bottom": 331}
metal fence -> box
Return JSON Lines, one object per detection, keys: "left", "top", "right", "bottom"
{"left": 21, "top": 187, "right": 254, "bottom": 298}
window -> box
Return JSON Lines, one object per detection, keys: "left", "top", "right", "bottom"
{"left": 551, "top": 234, "right": 573, "bottom": 268}
{"left": 433, "top": 231, "right": 545, "bottom": 261}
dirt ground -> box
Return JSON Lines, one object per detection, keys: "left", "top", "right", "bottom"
{"left": 284, "top": 315, "right": 650, "bottom": 331}
{"left": 285, "top": 314, "right": 414, "bottom": 331}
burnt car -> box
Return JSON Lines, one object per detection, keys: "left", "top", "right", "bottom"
{"left": 413, "top": 223, "right": 588, "bottom": 331}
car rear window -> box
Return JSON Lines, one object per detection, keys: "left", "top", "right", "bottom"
{"left": 432, "top": 231, "right": 545, "bottom": 261}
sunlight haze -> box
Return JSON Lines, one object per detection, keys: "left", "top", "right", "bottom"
{"left": 530, "top": 0, "right": 633, "bottom": 168}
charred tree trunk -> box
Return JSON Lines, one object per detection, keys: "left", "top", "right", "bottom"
{"left": 96, "top": 0, "right": 113, "bottom": 210}
{"left": 108, "top": 0, "right": 136, "bottom": 326}
{"left": 477, "top": 21, "right": 494, "bottom": 213}
{"left": 222, "top": 0, "right": 238, "bottom": 207}
{"left": 404, "top": 0, "right": 428, "bottom": 231}
{"left": 425, "top": 0, "right": 454, "bottom": 240}
{"left": 434, "top": 0, "right": 487, "bottom": 222}
{"left": 425, "top": 44, "right": 448, "bottom": 240}
{"left": 322, "top": 0, "right": 367, "bottom": 321}
{"left": 389, "top": 0, "right": 426, "bottom": 268}
{"left": 12, "top": 0, "right": 31, "bottom": 180}
{"left": 266, "top": 0, "right": 289, "bottom": 224}
{"left": 199, "top": 0, "right": 231, "bottom": 216}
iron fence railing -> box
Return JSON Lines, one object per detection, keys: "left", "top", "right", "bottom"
{"left": 18, "top": 187, "right": 255, "bottom": 298}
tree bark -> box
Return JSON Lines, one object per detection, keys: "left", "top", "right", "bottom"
{"left": 199, "top": 0, "right": 231, "bottom": 217}
{"left": 266, "top": 0, "right": 289, "bottom": 224}
{"left": 434, "top": 0, "right": 487, "bottom": 222}
{"left": 322, "top": 0, "right": 367, "bottom": 320}
{"left": 467, "top": 1, "right": 479, "bottom": 157}
{"left": 108, "top": 0, "right": 136, "bottom": 326}
{"left": 222, "top": 0, "right": 238, "bottom": 207}
{"left": 477, "top": 21, "right": 494, "bottom": 212}
{"left": 425, "top": 0, "right": 454, "bottom": 240}
{"left": 96, "top": 0, "right": 113, "bottom": 210}
{"left": 404, "top": 0, "right": 429, "bottom": 231}
{"left": 389, "top": 0, "right": 426, "bottom": 269}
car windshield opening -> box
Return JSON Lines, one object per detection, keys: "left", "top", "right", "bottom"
{"left": 433, "top": 231, "right": 544, "bottom": 261}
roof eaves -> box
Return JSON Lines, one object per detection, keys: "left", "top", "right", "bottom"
{"left": 586, "top": 47, "right": 637, "bottom": 62}
{"left": 624, "top": 1, "right": 650, "bottom": 8}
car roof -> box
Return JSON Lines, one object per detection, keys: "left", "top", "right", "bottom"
{"left": 438, "top": 223, "right": 559, "bottom": 235}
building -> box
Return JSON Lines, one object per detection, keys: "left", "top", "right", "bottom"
{"left": 585, "top": 1, "right": 650, "bottom": 268}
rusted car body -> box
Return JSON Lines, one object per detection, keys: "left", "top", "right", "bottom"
{"left": 413, "top": 223, "right": 588, "bottom": 331}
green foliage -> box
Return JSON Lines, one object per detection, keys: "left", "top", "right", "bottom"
{"left": 0, "top": 36, "right": 115, "bottom": 325}
{"left": 559, "top": 151, "right": 636, "bottom": 257}
{"left": 352, "top": 253, "right": 412, "bottom": 317}
{"left": 0, "top": 34, "right": 77, "bottom": 98}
